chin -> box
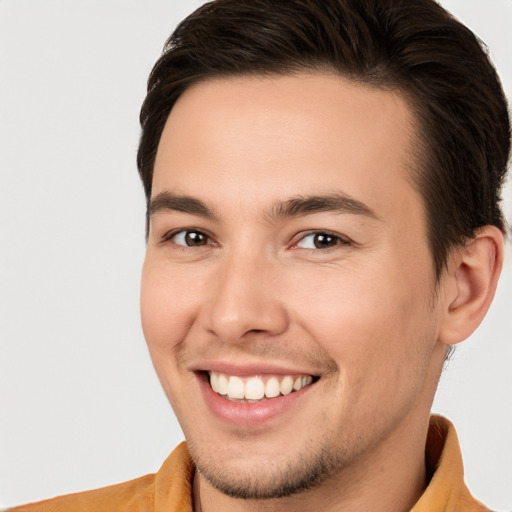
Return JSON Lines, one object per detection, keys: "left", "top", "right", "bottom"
{"left": 188, "top": 434, "right": 346, "bottom": 500}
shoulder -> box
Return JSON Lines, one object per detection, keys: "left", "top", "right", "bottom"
{"left": 7, "top": 442, "right": 194, "bottom": 512}
{"left": 7, "top": 473, "right": 156, "bottom": 512}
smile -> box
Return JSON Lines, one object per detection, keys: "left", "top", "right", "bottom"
{"left": 208, "top": 371, "right": 315, "bottom": 402}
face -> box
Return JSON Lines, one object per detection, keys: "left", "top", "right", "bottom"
{"left": 141, "top": 73, "right": 447, "bottom": 500}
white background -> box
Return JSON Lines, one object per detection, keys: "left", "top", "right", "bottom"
{"left": 0, "top": 1, "right": 511, "bottom": 510}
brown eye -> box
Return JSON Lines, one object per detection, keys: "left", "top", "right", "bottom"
{"left": 172, "top": 230, "right": 210, "bottom": 247}
{"left": 312, "top": 233, "right": 338, "bottom": 248}
{"left": 296, "top": 232, "right": 345, "bottom": 250}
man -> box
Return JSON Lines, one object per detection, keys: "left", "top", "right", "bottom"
{"left": 10, "top": 0, "right": 510, "bottom": 511}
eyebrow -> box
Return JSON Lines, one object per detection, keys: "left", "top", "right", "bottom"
{"left": 266, "top": 193, "right": 379, "bottom": 221}
{"left": 148, "top": 190, "right": 378, "bottom": 223}
{"left": 149, "top": 191, "right": 217, "bottom": 219}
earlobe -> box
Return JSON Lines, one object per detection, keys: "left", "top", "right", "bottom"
{"left": 439, "top": 226, "right": 504, "bottom": 346}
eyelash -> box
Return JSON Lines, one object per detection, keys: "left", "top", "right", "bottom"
{"left": 160, "top": 229, "right": 351, "bottom": 251}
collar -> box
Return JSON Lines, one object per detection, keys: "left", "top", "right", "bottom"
{"left": 413, "top": 415, "right": 486, "bottom": 512}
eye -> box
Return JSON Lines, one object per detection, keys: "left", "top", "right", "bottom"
{"left": 295, "top": 232, "right": 348, "bottom": 250}
{"left": 169, "top": 230, "right": 211, "bottom": 247}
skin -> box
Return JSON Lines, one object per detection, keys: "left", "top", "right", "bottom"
{"left": 140, "top": 73, "right": 503, "bottom": 512}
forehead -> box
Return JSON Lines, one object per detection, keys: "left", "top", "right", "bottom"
{"left": 152, "top": 73, "right": 422, "bottom": 223}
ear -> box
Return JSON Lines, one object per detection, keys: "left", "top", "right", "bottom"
{"left": 438, "top": 225, "right": 504, "bottom": 345}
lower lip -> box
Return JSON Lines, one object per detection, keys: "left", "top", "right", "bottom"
{"left": 197, "top": 373, "right": 316, "bottom": 428}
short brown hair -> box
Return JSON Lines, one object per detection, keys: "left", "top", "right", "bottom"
{"left": 137, "top": 0, "right": 510, "bottom": 278}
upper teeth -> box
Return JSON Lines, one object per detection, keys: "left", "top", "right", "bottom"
{"left": 209, "top": 371, "right": 314, "bottom": 401}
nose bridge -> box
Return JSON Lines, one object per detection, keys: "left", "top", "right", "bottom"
{"left": 203, "top": 241, "right": 288, "bottom": 343}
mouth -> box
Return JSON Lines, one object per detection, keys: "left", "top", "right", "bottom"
{"left": 207, "top": 371, "right": 318, "bottom": 403}
{"left": 195, "top": 365, "right": 321, "bottom": 427}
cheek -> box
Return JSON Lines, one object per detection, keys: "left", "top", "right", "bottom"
{"left": 140, "top": 257, "right": 204, "bottom": 414}
{"left": 291, "top": 269, "right": 438, "bottom": 430}
{"left": 287, "top": 265, "right": 435, "bottom": 382}
{"left": 140, "top": 256, "right": 198, "bottom": 358}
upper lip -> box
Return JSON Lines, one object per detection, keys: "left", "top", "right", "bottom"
{"left": 189, "top": 360, "right": 320, "bottom": 377}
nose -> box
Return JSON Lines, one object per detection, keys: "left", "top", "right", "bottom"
{"left": 201, "top": 252, "right": 289, "bottom": 344}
